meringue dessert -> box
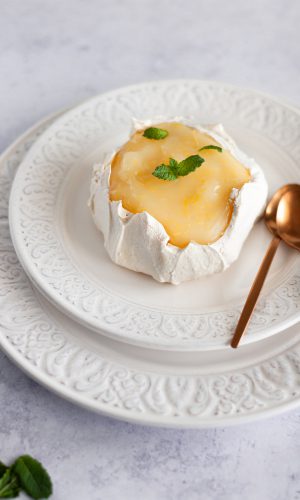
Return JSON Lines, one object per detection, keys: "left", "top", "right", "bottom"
{"left": 89, "top": 119, "right": 268, "bottom": 284}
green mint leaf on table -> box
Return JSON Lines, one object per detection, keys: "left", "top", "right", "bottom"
{"left": 143, "top": 127, "right": 169, "bottom": 140}
{"left": 0, "top": 464, "right": 7, "bottom": 480}
{"left": 152, "top": 155, "right": 204, "bottom": 180}
{"left": 0, "top": 469, "right": 20, "bottom": 498}
{"left": 13, "top": 456, "right": 52, "bottom": 499}
{"left": 199, "top": 144, "right": 222, "bottom": 153}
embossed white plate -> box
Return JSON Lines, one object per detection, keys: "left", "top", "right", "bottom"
{"left": 8, "top": 81, "right": 300, "bottom": 350}
{"left": 2, "top": 109, "right": 300, "bottom": 427}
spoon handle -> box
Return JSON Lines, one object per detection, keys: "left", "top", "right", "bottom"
{"left": 231, "top": 235, "right": 281, "bottom": 348}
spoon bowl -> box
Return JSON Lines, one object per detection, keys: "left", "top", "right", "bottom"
{"left": 265, "top": 184, "right": 300, "bottom": 235}
{"left": 277, "top": 189, "right": 300, "bottom": 251}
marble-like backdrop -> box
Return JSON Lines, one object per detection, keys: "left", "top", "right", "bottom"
{"left": 1, "top": 1, "right": 300, "bottom": 499}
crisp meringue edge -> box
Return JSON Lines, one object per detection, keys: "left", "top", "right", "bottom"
{"left": 89, "top": 118, "right": 268, "bottom": 284}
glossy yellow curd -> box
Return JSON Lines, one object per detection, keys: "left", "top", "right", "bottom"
{"left": 110, "top": 122, "right": 250, "bottom": 247}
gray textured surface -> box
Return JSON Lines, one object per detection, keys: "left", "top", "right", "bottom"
{"left": 1, "top": 0, "right": 300, "bottom": 499}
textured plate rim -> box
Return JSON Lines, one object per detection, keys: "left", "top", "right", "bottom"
{"left": 0, "top": 97, "right": 300, "bottom": 427}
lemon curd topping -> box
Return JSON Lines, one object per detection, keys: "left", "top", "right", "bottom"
{"left": 109, "top": 122, "right": 251, "bottom": 248}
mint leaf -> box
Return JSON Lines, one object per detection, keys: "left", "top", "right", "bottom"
{"left": 169, "top": 158, "right": 179, "bottom": 171}
{"left": 13, "top": 456, "right": 52, "bottom": 499}
{"left": 0, "top": 464, "right": 7, "bottom": 479}
{"left": 177, "top": 155, "right": 204, "bottom": 176}
{"left": 0, "top": 469, "right": 20, "bottom": 498}
{"left": 143, "top": 127, "right": 168, "bottom": 140}
{"left": 152, "top": 163, "right": 178, "bottom": 181}
{"left": 199, "top": 144, "right": 222, "bottom": 153}
{"left": 152, "top": 155, "right": 204, "bottom": 180}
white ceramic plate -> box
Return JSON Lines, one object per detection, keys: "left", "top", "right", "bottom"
{"left": 2, "top": 110, "right": 300, "bottom": 428}
{"left": 9, "top": 81, "right": 300, "bottom": 350}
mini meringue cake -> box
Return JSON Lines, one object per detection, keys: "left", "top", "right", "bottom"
{"left": 89, "top": 119, "right": 268, "bottom": 284}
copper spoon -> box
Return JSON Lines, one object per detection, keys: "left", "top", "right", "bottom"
{"left": 231, "top": 183, "right": 300, "bottom": 348}
{"left": 277, "top": 189, "right": 300, "bottom": 252}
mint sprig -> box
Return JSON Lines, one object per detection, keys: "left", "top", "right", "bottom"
{"left": 0, "top": 470, "right": 19, "bottom": 498}
{"left": 0, "top": 456, "right": 52, "bottom": 499}
{"left": 0, "top": 464, "right": 7, "bottom": 479}
{"left": 176, "top": 155, "right": 205, "bottom": 176}
{"left": 152, "top": 155, "right": 204, "bottom": 181}
{"left": 152, "top": 144, "right": 223, "bottom": 181}
{"left": 199, "top": 144, "right": 222, "bottom": 153}
{"left": 143, "top": 127, "right": 168, "bottom": 140}
{"left": 152, "top": 164, "right": 178, "bottom": 181}
{"left": 13, "top": 456, "right": 52, "bottom": 500}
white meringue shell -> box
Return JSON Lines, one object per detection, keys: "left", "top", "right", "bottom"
{"left": 89, "top": 120, "right": 268, "bottom": 284}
